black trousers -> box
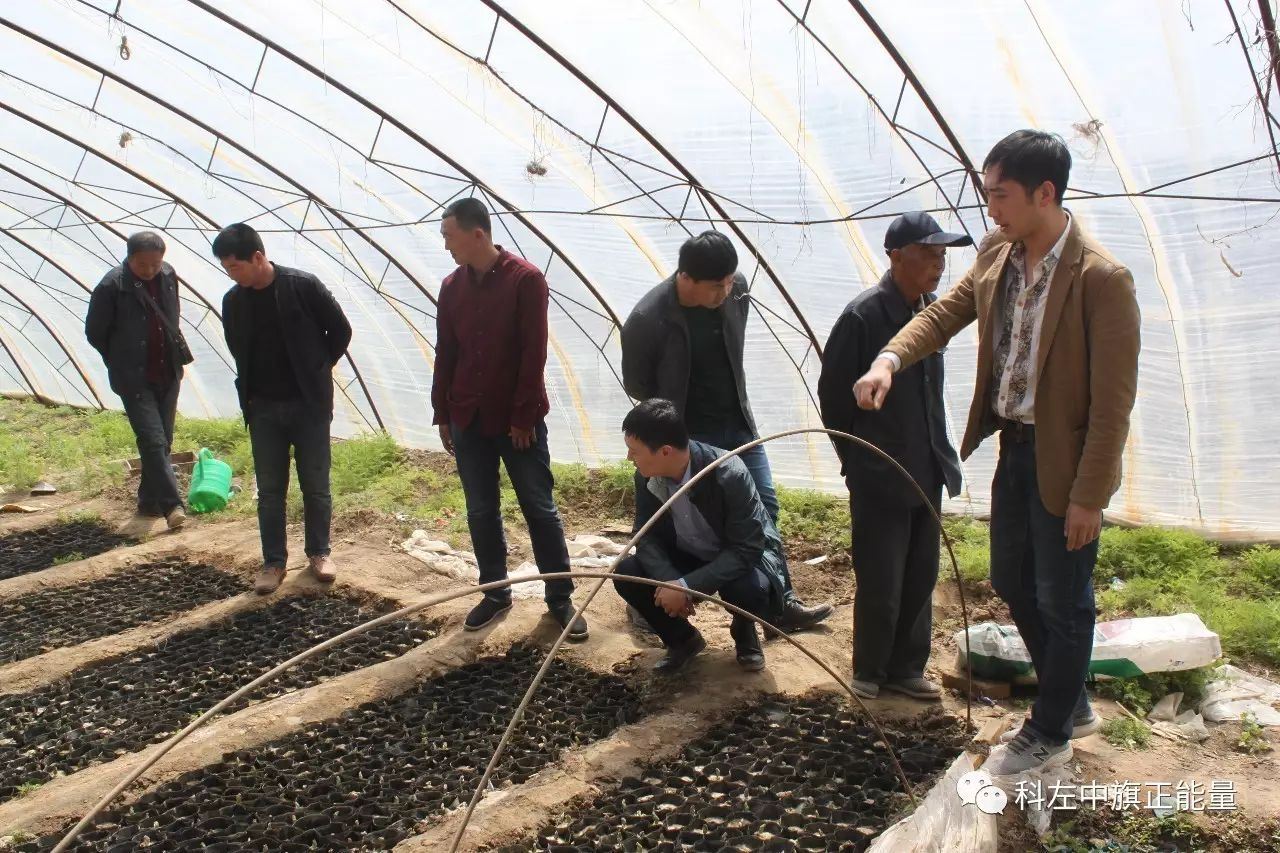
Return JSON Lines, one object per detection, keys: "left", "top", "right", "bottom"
{"left": 850, "top": 486, "right": 941, "bottom": 684}
{"left": 121, "top": 380, "right": 182, "bottom": 516}
{"left": 248, "top": 399, "right": 332, "bottom": 568}
{"left": 612, "top": 550, "right": 775, "bottom": 647}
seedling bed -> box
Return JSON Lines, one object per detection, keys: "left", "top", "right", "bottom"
{"left": 0, "top": 594, "right": 439, "bottom": 799}
{"left": 0, "top": 558, "right": 242, "bottom": 664}
{"left": 0, "top": 521, "right": 129, "bottom": 581}
{"left": 18, "top": 647, "right": 643, "bottom": 852}
{"left": 499, "top": 695, "right": 967, "bottom": 853}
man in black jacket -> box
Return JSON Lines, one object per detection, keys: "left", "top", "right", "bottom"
{"left": 818, "top": 212, "right": 968, "bottom": 700}
{"left": 612, "top": 399, "right": 786, "bottom": 673}
{"left": 620, "top": 231, "right": 831, "bottom": 634}
{"left": 86, "top": 231, "right": 190, "bottom": 533}
{"left": 215, "top": 224, "right": 352, "bottom": 594}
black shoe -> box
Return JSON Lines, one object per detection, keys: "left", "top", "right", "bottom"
{"left": 654, "top": 631, "right": 706, "bottom": 673}
{"left": 464, "top": 596, "right": 512, "bottom": 631}
{"left": 773, "top": 598, "right": 835, "bottom": 633}
{"left": 731, "top": 616, "right": 765, "bottom": 672}
{"left": 547, "top": 601, "right": 590, "bottom": 642}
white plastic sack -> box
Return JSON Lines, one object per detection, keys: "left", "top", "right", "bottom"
{"left": 1199, "top": 664, "right": 1280, "bottom": 726}
{"left": 1152, "top": 709, "right": 1210, "bottom": 742}
{"left": 1147, "top": 692, "right": 1184, "bottom": 721}
{"left": 954, "top": 614, "right": 1222, "bottom": 682}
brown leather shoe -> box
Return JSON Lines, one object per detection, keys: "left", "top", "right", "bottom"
{"left": 120, "top": 513, "right": 155, "bottom": 540}
{"left": 254, "top": 565, "right": 287, "bottom": 594}
{"left": 308, "top": 555, "right": 337, "bottom": 583}
{"left": 165, "top": 506, "right": 187, "bottom": 531}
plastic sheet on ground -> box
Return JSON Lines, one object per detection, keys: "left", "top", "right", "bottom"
{"left": 867, "top": 752, "right": 996, "bottom": 853}
{"left": 1200, "top": 664, "right": 1280, "bottom": 727}
{"left": 399, "top": 532, "right": 629, "bottom": 598}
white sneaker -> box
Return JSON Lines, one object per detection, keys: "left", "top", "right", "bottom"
{"left": 986, "top": 727, "right": 1073, "bottom": 777}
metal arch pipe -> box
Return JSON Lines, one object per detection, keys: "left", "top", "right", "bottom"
{"left": 0, "top": 163, "right": 223, "bottom": 322}
{"left": 0, "top": 162, "right": 230, "bottom": 356}
{"left": 0, "top": 102, "right": 227, "bottom": 236}
{"left": 0, "top": 92, "right": 390, "bottom": 428}
{"left": 1223, "top": 0, "right": 1280, "bottom": 178}
{"left": 1257, "top": 0, "right": 1280, "bottom": 109}
{"left": 0, "top": 198, "right": 238, "bottom": 399}
{"left": 771, "top": 2, "right": 982, "bottom": 243}
{"left": 0, "top": 270, "right": 105, "bottom": 408}
{"left": 21, "top": 5, "right": 441, "bottom": 320}
{"left": 843, "top": 0, "right": 988, "bottom": 210}
{"left": 11, "top": 11, "right": 444, "bottom": 416}
{"left": 0, "top": 158, "right": 379, "bottom": 429}
{"left": 55, "top": 428, "right": 973, "bottom": 853}
{"left": 448, "top": 427, "right": 972, "bottom": 851}
{"left": 477, "top": 0, "right": 823, "bottom": 356}
{"left": 3, "top": 88, "right": 445, "bottom": 353}
{"left": 178, "top": 0, "right": 623, "bottom": 332}
{"left": 0, "top": 311, "right": 41, "bottom": 400}
{"left": 0, "top": 19, "right": 451, "bottom": 430}
{"left": 0, "top": 224, "right": 97, "bottom": 298}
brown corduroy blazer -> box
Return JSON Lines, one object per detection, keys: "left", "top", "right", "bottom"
{"left": 882, "top": 216, "right": 1141, "bottom": 515}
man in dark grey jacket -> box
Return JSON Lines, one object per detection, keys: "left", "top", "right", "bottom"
{"left": 621, "top": 231, "right": 831, "bottom": 633}
{"left": 612, "top": 399, "right": 785, "bottom": 673}
{"left": 818, "top": 212, "right": 968, "bottom": 701}
{"left": 216, "top": 223, "right": 352, "bottom": 594}
{"left": 86, "top": 231, "right": 190, "bottom": 532}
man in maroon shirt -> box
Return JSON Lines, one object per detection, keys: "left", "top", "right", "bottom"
{"left": 86, "top": 231, "right": 190, "bottom": 533}
{"left": 432, "top": 198, "right": 587, "bottom": 640}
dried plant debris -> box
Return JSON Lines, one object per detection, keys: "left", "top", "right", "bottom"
{"left": 0, "top": 521, "right": 129, "bottom": 581}
{"left": 499, "top": 695, "right": 967, "bottom": 853}
{"left": 0, "top": 594, "right": 438, "bottom": 800}
{"left": 19, "top": 648, "right": 643, "bottom": 852}
{"left": 0, "top": 558, "right": 242, "bottom": 664}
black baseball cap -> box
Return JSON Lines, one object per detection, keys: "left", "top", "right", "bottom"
{"left": 884, "top": 212, "right": 974, "bottom": 252}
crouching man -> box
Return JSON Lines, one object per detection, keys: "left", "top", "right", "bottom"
{"left": 612, "top": 399, "right": 785, "bottom": 673}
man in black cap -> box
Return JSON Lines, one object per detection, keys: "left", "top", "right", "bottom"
{"left": 818, "top": 211, "right": 969, "bottom": 700}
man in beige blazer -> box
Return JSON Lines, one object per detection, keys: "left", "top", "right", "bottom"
{"left": 855, "top": 130, "right": 1140, "bottom": 777}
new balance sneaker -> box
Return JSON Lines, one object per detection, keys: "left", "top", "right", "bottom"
{"left": 985, "top": 727, "right": 1073, "bottom": 777}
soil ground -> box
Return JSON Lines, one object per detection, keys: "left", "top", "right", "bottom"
{"left": 0, "top": 447, "right": 1276, "bottom": 851}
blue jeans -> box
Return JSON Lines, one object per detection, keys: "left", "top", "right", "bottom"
{"left": 990, "top": 431, "right": 1097, "bottom": 745}
{"left": 689, "top": 426, "right": 779, "bottom": 524}
{"left": 689, "top": 426, "right": 796, "bottom": 600}
{"left": 450, "top": 420, "right": 573, "bottom": 604}
{"left": 121, "top": 380, "right": 183, "bottom": 516}
{"left": 248, "top": 399, "right": 332, "bottom": 568}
